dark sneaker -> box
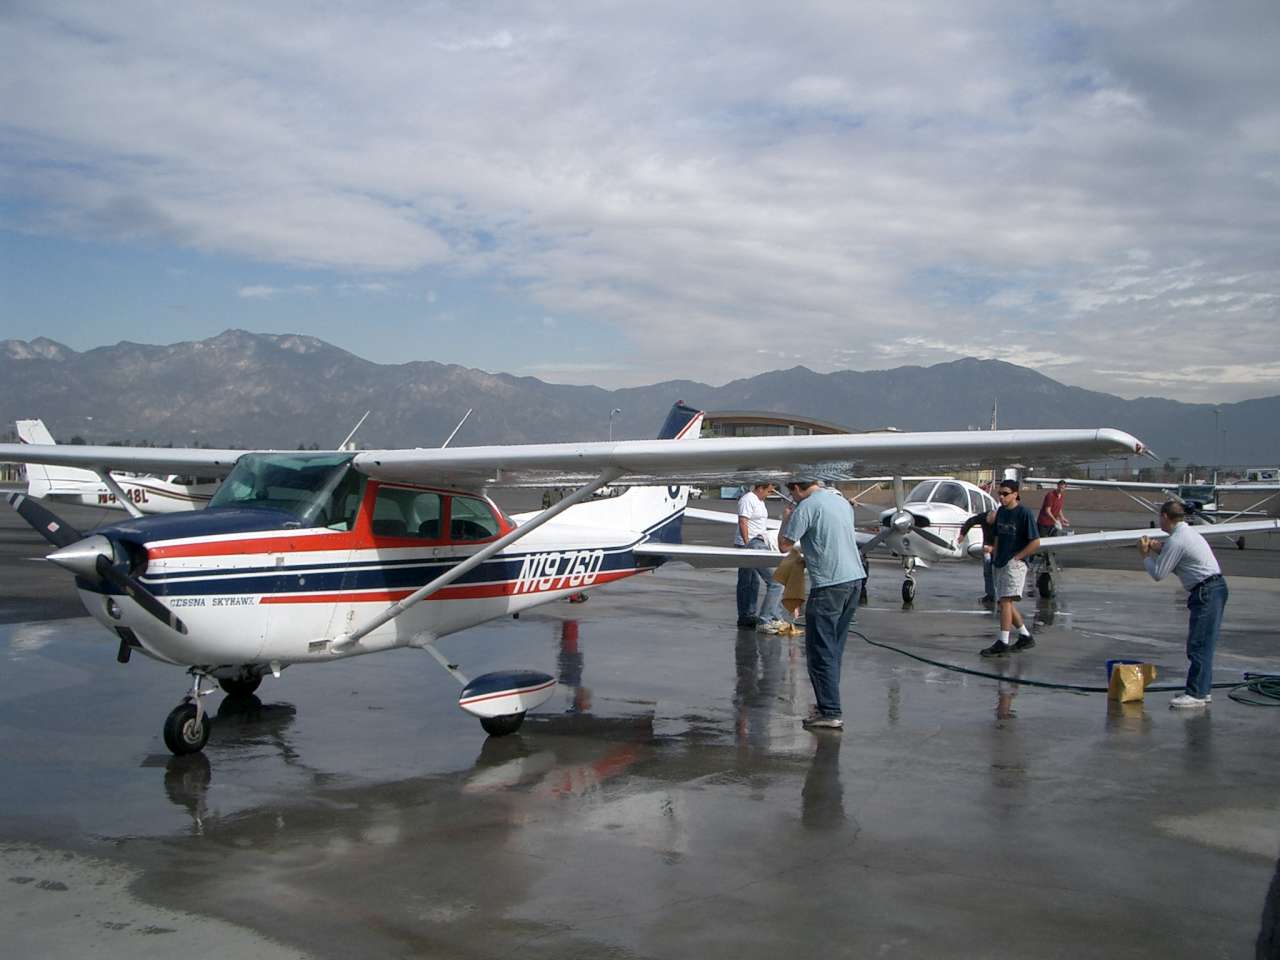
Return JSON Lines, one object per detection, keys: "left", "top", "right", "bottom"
{"left": 736, "top": 616, "right": 758, "bottom": 629}
{"left": 802, "top": 713, "right": 844, "bottom": 730}
{"left": 1011, "top": 634, "right": 1036, "bottom": 651}
{"left": 980, "top": 595, "right": 995, "bottom": 605}
{"left": 979, "top": 641, "right": 1010, "bottom": 658}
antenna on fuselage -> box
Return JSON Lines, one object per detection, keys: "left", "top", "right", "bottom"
{"left": 339, "top": 411, "right": 371, "bottom": 451}
{"left": 441, "top": 409, "right": 473, "bottom": 449}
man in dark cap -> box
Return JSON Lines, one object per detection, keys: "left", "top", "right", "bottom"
{"left": 779, "top": 478, "right": 866, "bottom": 730}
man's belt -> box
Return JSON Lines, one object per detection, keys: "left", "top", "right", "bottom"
{"left": 1193, "top": 573, "right": 1223, "bottom": 591}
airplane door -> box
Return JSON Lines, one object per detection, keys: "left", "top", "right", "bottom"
{"left": 329, "top": 484, "right": 447, "bottom": 643}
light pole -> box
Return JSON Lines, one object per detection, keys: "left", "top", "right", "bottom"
{"left": 608, "top": 408, "right": 622, "bottom": 441}
{"left": 1214, "top": 408, "right": 1222, "bottom": 471}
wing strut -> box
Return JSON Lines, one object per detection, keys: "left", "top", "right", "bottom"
{"left": 95, "top": 469, "right": 145, "bottom": 519}
{"left": 335, "top": 466, "right": 624, "bottom": 649}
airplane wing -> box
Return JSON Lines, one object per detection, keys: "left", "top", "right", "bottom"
{"left": 1027, "top": 477, "right": 1176, "bottom": 492}
{"left": 0, "top": 427, "right": 1145, "bottom": 491}
{"left": 0, "top": 443, "right": 245, "bottom": 477}
{"left": 685, "top": 506, "right": 781, "bottom": 529}
{"left": 352, "top": 428, "right": 1145, "bottom": 489}
{"left": 1038, "top": 519, "right": 1279, "bottom": 551}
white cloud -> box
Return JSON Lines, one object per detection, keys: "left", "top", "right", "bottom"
{"left": 2, "top": 0, "right": 1278, "bottom": 401}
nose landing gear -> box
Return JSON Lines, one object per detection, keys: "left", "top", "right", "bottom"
{"left": 163, "top": 670, "right": 217, "bottom": 755}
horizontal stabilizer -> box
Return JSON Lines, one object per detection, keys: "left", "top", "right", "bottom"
{"left": 633, "top": 542, "right": 783, "bottom": 568}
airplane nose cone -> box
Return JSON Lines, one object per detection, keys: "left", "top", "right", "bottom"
{"left": 890, "top": 511, "right": 914, "bottom": 534}
{"left": 47, "top": 534, "right": 114, "bottom": 578}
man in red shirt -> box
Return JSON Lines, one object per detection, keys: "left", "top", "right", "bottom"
{"left": 1037, "top": 480, "right": 1070, "bottom": 539}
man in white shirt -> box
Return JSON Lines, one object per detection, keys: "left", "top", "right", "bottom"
{"left": 1139, "top": 500, "right": 1228, "bottom": 708}
{"left": 736, "top": 482, "right": 785, "bottom": 630}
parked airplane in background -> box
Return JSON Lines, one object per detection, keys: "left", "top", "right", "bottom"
{"left": 1027, "top": 476, "right": 1280, "bottom": 545}
{"left": 1, "top": 405, "right": 1160, "bottom": 755}
{"left": 694, "top": 475, "right": 999, "bottom": 603}
{"left": 16, "top": 419, "right": 219, "bottom": 516}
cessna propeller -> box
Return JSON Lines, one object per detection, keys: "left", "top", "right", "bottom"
{"left": 6, "top": 493, "right": 188, "bottom": 647}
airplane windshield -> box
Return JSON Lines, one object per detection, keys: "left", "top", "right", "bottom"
{"left": 906, "top": 481, "right": 937, "bottom": 503}
{"left": 1178, "top": 484, "right": 1215, "bottom": 503}
{"left": 209, "top": 453, "right": 363, "bottom": 527}
{"left": 931, "top": 482, "right": 969, "bottom": 508}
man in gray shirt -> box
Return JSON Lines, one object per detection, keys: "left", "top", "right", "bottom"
{"left": 1139, "top": 500, "right": 1227, "bottom": 708}
{"left": 780, "top": 479, "right": 866, "bottom": 730}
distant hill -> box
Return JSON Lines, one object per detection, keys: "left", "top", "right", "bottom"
{"left": 2, "top": 330, "right": 1277, "bottom": 466}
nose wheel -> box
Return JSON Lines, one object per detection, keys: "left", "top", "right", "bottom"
{"left": 163, "top": 671, "right": 216, "bottom": 756}
{"left": 901, "top": 576, "right": 917, "bottom": 604}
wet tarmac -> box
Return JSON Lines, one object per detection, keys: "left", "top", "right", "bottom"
{"left": 2, "top": 501, "right": 1279, "bottom": 958}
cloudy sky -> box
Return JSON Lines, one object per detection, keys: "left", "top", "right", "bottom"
{"left": 2, "top": 1, "right": 1277, "bottom": 402}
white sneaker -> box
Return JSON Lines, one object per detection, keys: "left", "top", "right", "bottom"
{"left": 1169, "top": 693, "right": 1210, "bottom": 709}
{"left": 759, "top": 619, "right": 786, "bottom": 634}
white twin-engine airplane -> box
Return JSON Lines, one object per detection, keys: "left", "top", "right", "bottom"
{"left": 16, "top": 419, "right": 219, "bottom": 515}
{"left": 0, "top": 401, "right": 1254, "bottom": 759}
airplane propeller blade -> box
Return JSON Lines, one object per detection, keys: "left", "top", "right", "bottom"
{"left": 5, "top": 492, "right": 84, "bottom": 548}
{"left": 915, "top": 527, "right": 954, "bottom": 551}
{"left": 45, "top": 534, "right": 188, "bottom": 635}
{"left": 860, "top": 528, "right": 895, "bottom": 553}
{"left": 93, "top": 555, "right": 189, "bottom": 635}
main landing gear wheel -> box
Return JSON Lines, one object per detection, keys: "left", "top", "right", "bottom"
{"left": 163, "top": 702, "right": 211, "bottom": 755}
{"left": 901, "top": 578, "right": 916, "bottom": 604}
{"left": 218, "top": 676, "right": 262, "bottom": 698}
{"left": 480, "top": 712, "right": 526, "bottom": 737}
{"left": 1036, "top": 571, "right": 1055, "bottom": 598}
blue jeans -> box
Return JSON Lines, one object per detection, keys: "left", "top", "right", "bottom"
{"left": 804, "top": 579, "right": 863, "bottom": 718}
{"left": 736, "top": 537, "right": 783, "bottom": 621}
{"left": 982, "top": 556, "right": 994, "bottom": 600}
{"left": 1185, "top": 576, "right": 1227, "bottom": 698}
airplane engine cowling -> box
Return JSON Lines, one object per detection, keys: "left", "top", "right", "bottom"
{"left": 459, "top": 670, "right": 557, "bottom": 719}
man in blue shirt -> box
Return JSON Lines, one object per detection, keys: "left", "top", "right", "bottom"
{"left": 780, "top": 479, "right": 866, "bottom": 730}
{"left": 981, "top": 480, "right": 1040, "bottom": 658}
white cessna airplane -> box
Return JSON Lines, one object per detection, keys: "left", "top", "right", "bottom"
{"left": 15, "top": 419, "right": 219, "bottom": 516}
{"left": 0, "top": 403, "right": 1182, "bottom": 755}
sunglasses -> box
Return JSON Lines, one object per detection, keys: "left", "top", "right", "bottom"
{"left": 998, "top": 489, "right": 1016, "bottom": 497}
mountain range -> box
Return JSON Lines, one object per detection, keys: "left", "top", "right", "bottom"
{"left": 2, "top": 329, "right": 1276, "bottom": 467}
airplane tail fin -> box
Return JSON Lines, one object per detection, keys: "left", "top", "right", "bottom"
{"left": 560, "top": 401, "right": 704, "bottom": 542}
{"left": 15, "top": 419, "right": 101, "bottom": 499}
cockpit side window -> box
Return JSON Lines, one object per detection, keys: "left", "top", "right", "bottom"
{"left": 933, "top": 482, "right": 969, "bottom": 508}
{"left": 449, "top": 495, "right": 500, "bottom": 542}
{"left": 370, "top": 486, "right": 443, "bottom": 539}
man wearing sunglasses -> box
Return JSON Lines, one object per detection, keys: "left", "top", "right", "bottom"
{"left": 981, "top": 480, "right": 1041, "bottom": 658}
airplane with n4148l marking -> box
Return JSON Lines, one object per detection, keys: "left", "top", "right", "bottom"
{"left": 15, "top": 419, "right": 219, "bottom": 514}
{"left": 2, "top": 402, "right": 1235, "bottom": 758}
